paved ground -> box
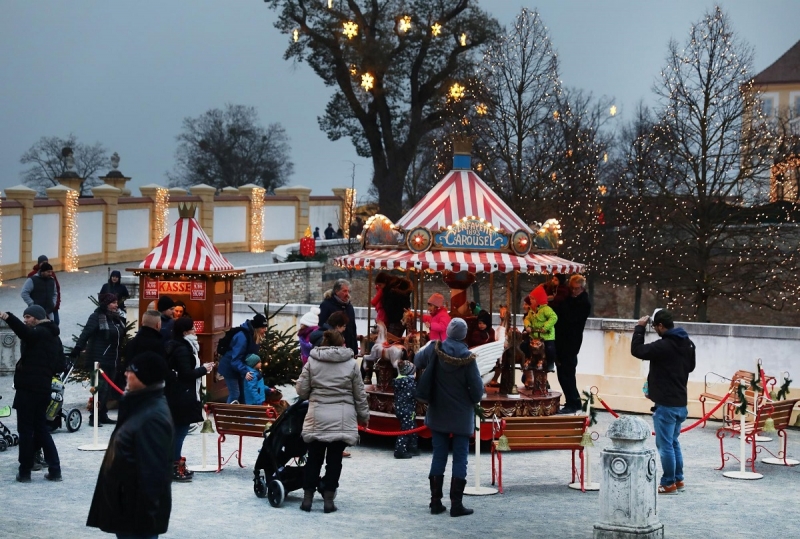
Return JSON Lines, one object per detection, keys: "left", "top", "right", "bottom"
{"left": 1, "top": 259, "right": 799, "bottom": 538}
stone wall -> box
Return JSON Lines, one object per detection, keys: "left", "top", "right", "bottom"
{"left": 233, "top": 262, "right": 325, "bottom": 304}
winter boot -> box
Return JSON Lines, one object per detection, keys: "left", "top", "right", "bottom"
{"left": 408, "top": 436, "right": 421, "bottom": 456}
{"left": 449, "top": 477, "right": 473, "bottom": 517}
{"left": 172, "top": 461, "right": 192, "bottom": 482}
{"left": 88, "top": 415, "right": 103, "bottom": 427}
{"left": 394, "top": 450, "right": 412, "bottom": 459}
{"left": 429, "top": 475, "right": 447, "bottom": 515}
{"left": 323, "top": 491, "right": 337, "bottom": 513}
{"left": 300, "top": 489, "right": 314, "bottom": 512}
{"left": 180, "top": 457, "right": 194, "bottom": 478}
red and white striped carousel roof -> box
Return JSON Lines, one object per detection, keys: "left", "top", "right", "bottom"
{"left": 139, "top": 217, "right": 235, "bottom": 272}
{"left": 335, "top": 249, "right": 584, "bottom": 274}
{"left": 396, "top": 170, "right": 533, "bottom": 233}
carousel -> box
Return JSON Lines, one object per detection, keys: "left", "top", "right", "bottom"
{"left": 334, "top": 142, "right": 584, "bottom": 440}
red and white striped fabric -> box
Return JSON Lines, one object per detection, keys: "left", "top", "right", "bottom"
{"left": 334, "top": 249, "right": 584, "bottom": 274}
{"left": 139, "top": 218, "right": 235, "bottom": 272}
{"left": 396, "top": 170, "right": 533, "bottom": 233}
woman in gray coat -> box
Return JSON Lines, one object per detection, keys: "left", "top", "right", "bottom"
{"left": 295, "top": 330, "right": 369, "bottom": 513}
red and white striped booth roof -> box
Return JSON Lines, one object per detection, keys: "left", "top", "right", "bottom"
{"left": 139, "top": 218, "right": 236, "bottom": 272}
{"left": 396, "top": 170, "right": 533, "bottom": 233}
{"left": 335, "top": 249, "right": 584, "bottom": 274}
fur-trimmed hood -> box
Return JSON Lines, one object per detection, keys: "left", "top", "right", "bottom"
{"left": 309, "top": 346, "right": 354, "bottom": 363}
{"left": 388, "top": 277, "right": 413, "bottom": 296}
{"left": 435, "top": 341, "right": 476, "bottom": 367}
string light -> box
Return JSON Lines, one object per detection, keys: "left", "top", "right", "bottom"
{"left": 343, "top": 21, "right": 358, "bottom": 39}
{"left": 154, "top": 187, "right": 170, "bottom": 242}
{"left": 250, "top": 186, "right": 266, "bottom": 252}
{"left": 343, "top": 188, "right": 356, "bottom": 238}
{"left": 64, "top": 189, "right": 79, "bottom": 272}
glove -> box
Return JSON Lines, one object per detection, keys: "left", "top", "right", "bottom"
{"left": 69, "top": 348, "right": 81, "bottom": 359}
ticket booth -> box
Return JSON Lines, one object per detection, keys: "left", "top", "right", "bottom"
{"left": 128, "top": 203, "right": 244, "bottom": 400}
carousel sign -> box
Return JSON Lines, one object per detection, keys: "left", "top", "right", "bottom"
{"left": 434, "top": 218, "right": 508, "bottom": 251}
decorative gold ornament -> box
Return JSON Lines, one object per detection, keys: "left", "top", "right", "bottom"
{"left": 361, "top": 72, "right": 375, "bottom": 91}
{"left": 763, "top": 416, "right": 776, "bottom": 433}
{"left": 496, "top": 434, "right": 510, "bottom": 451}
{"left": 580, "top": 432, "right": 594, "bottom": 447}
{"left": 343, "top": 21, "right": 359, "bottom": 39}
{"left": 431, "top": 22, "right": 442, "bottom": 36}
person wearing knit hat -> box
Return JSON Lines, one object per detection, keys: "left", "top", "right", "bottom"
{"left": 524, "top": 284, "right": 559, "bottom": 372}
{"left": 73, "top": 284, "right": 127, "bottom": 426}
{"left": 217, "top": 313, "right": 269, "bottom": 404}
{"left": 21, "top": 260, "right": 58, "bottom": 323}
{"left": 99, "top": 270, "right": 130, "bottom": 314}
{"left": 298, "top": 307, "right": 320, "bottom": 365}
{"left": 393, "top": 359, "right": 419, "bottom": 459}
{"left": 1, "top": 307, "right": 65, "bottom": 482}
{"left": 468, "top": 310, "right": 496, "bottom": 348}
{"left": 242, "top": 353, "right": 269, "bottom": 405}
{"left": 423, "top": 293, "right": 451, "bottom": 342}
{"left": 413, "top": 314, "right": 484, "bottom": 517}
{"left": 88, "top": 351, "right": 173, "bottom": 536}
{"left": 157, "top": 296, "right": 176, "bottom": 343}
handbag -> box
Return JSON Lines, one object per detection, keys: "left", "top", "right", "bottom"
{"left": 415, "top": 341, "right": 440, "bottom": 404}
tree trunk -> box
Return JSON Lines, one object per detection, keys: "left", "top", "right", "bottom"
{"left": 373, "top": 156, "right": 410, "bottom": 222}
{"left": 633, "top": 280, "right": 642, "bottom": 319}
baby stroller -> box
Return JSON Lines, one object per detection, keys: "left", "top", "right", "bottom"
{"left": 46, "top": 358, "right": 82, "bottom": 433}
{"left": 0, "top": 395, "right": 19, "bottom": 451}
{"left": 253, "top": 400, "right": 310, "bottom": 507}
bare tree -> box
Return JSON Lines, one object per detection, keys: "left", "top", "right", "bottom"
{"left": 19, "top": 135, "right": 106, "bottom": 196}
{"left": 168, "top": 104, "right": 293, "bottom": 192}
{"left": 264, "top": 0, "right": 501, "bottom": 221}
{"left": 647, "top": 6, "right": 790, "bottom": 321}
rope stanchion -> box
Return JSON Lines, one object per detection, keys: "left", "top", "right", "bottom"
{"left": 358, "top": 424, "right": 429, "bottom": 436}
{"left": 78, "top": 362, "right": 108, "bottom": 451}
{"left": 98, "top": 369, "right": 125, "bottom": 396}
{"left": 596, "top": 397, "right": 620, "bottom": 418}
{"left": 597, "top": 392, "right": 733, "bottom": 435}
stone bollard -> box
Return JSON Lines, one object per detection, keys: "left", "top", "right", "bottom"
{"left": 0, "top": 318, "right": 20, "bottom": 375}
{"left": 594, "top": 415, "right": 663, "bottom": 539}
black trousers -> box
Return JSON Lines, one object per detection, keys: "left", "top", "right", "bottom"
{"left": 556, "top": 353, "right": 581, "bottom": 410}
{"left": 96, "top": 362, "right": 117, "bottom": 417}
{"left": 14, "top": 390, "right": 60, "bottom": 474}
{"left": 303, "top": 440, "right": 346, "bottom": 492}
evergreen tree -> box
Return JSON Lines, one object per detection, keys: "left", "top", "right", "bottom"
{"left": 252, "top": 305, "right": 303, "bottom": 387}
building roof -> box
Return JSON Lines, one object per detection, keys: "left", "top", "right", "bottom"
{"left": 396, "top": 169, "right": 533, "bottom": 233}
{"left": 753, "top": 39, "right": 800, "bottom": 85}
{"left": 140, "top": 217, "right": 235, "bottom": 272}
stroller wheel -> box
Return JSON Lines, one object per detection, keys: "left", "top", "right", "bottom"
{"left": 3, "top": 434, "right": 12, "bottom": 445}
{"left": 267, "top": 480, "right": 285, "bottom": 508}
{"left": 66, "top": 409, "right": 82, "bottom": 432}
{"left": 0, "top": 438, "right": 7, "bottom": 451}
{"left": 11, "top": 434, "right": 19, "bottom": 446}
{"left": 254, "top": 475, "right": 267, "bottom": 499}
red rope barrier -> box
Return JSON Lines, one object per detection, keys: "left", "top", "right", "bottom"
{"left": 358, "top": 424, "right": 429, "bottom": 436}
{"left": 98, "top": 369, "right": 125, "bottom": 396}
{"left": 596, "top": 392, "right": 733, "bottom": 435}
{"left": 596, "top": 396, "right": 620, "bottom": 418}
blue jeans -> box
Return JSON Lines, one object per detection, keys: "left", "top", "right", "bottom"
{"left": 652, "top": 405, "right": 687, "bottom": 486}
{"left": 224, "top": 375, "right": 243, "bottom": 404}
{"left": 429, "top": 430, "right": 469, "bottom": 480}
{"left": 174, "top": 424, "right": 190, "bottom": 461}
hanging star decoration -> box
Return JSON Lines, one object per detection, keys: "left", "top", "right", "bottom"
{"left": 327, "top": 0, "right": 333, "bottom": 8}
{"left": 610, "top": 105, "right": 617, "bottom": 116}
{"left": 449, "top": 82, "right": 466, "bottom": 101}
{"left": 361, "top": 73, "right": 375, "bottom": 91}
{"left": 293, "top": 29, "right": 299, "bottom": 42}
{"left": 398, "top": 15, "right": 412, "bottom": 33}
{"left": 460, "top": 33, "right": 467, "bottom": 46}
{"left": 475, "top": 103, "right": 488, "bottom": 115}
{"left": 431, "top": 22, "right": 442, "bottom": 36}
{"left": 343, "top": 21, "right": 359, "bottom": 39}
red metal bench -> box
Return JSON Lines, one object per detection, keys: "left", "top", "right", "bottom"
{"left": 206, "top": 403, "right": 279, "bottom": 472}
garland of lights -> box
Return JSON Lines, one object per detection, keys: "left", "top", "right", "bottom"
{"left": 343, "top": 188, "right": 356, "bottom": 238}
{"left": 250, "top": 186, "right": 266, "bottom": 252}
{"left": 64, "top": 189, "right": 80, "bottom": 272}
{"left": 154, "top": 187, "right": 170, "bottom": 242}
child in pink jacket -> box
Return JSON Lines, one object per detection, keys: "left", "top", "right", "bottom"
{"left": 423, "top": 293, "right": 451, "bottom": 342}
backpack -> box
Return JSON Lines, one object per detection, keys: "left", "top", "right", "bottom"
{"left": 216, "top": 327, "right": 248, "bottom": 358}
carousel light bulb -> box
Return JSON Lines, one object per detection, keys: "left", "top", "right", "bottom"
{"left": 293, "top": 29, "right": 299, "bottom": 42}
{"left": 398, "top": 15, "right": 412, "bottom": 33}
{"left": 431, "top": 22, "right": 442, "bottom": 36}
{"left": 361, "top": 72, "right": 375, "bottom": 91}
{"left": 343, "top": 21, "right": 359, "bottom": 39}
{"left": 460, "top": 33, "right": 467, "bottom": 46}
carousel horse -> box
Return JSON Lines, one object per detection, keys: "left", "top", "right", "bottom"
{"left": 362, "top": 321, "right": 408, "bottom": 384}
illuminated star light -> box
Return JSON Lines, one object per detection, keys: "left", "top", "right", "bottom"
{"left": 398, "top": 15, "right": 412, "bottom": 33}
{"left": 475, "top": 103, "right": 488, "bottom": 115}
{"left": 431, "top": 22, "right": 442, "bottom": 36}
{"left": 293, "top": 29, "right": 299, "bottom": 42}
{"left": 343, "top": 21, "right": 359, "bottom": 39}
{"left": 610, "top": 105, "right": 617, "bottom": 116}
{"left": 460, "top": 33, "right": 467, "bottom": 46}
{"left": 361, "top": 72, "right": 374, "bottom": 91}
{"left": 449, "top": 82, "right": 465, "bottom": 101}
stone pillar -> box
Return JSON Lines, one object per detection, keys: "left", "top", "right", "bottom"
{"left": 139, "top": 184, "right": 169, "bottom": 247}
{"left": 0, "top": 318, "right": 20, "bottom": 376}
{"left": 91, "top": 184, "right": 122, "bottom": 265}
{"left": 4, "top": 185, "right": 37, "bottom": 275}
{"left": 100, "top": 171, "right": 131, "bottom": 196}
{"left": 275, "top": 185, "right": 312, "bottom": 241}
{"left": 190, "top": 184, "right": 216, "bottom": 240}
{"left": 56, "top": 172, "right": 84, "bottom": 192}
{"left": 45, "top": 184, "right": 78, "bottom": 271}
{"left": 238, "top": 184, "right": 259, "bottom": 251}
{"left": 594, "top": 416, "right": 663, "bottom": 539}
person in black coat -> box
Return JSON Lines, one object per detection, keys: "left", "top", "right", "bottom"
{"left": 1, "top": 305, "right": 66, "bottom": 483}
{"left": 124, "top": 310, "right": 167, "bottom": 361}
{"left": 157, "top": 296, "right": 175, "bottom": 344}
{"left": 414, "top": 318, "right": 484, "bottom": 518}
{"left": 165, "top": 317, "right": 212, "bottom": 482}
{"left": 73, "top": 293, "right": 127, "bottom": 427}
{"left": 553, "top": 274, "right": 592, "bottom": 414}
{"left": 318, "top": 279, "right": 358, "bottom": 356}
{"left": 87, "top": 351, "right": 173, "bottom": 537}
{"left": 382, "top": 275, "right": 413, "bottom": 338}
{"left": 99, "top": 270, "right": 130, "bottom": 314}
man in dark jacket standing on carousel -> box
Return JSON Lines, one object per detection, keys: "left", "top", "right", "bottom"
{"left": 318, "top": 279, "right": 358, "bottom": 357}
{"left": 554, "top": 274, "right": 591, "bottom": 414}
{"left": 87, "top": 351, "right": 173, "bottom": 538}
{"left": 2, "top": 305, "right": 65, "bottom": 483}
{"left": 631, "top": 309, "right": 696, "bottom": 495}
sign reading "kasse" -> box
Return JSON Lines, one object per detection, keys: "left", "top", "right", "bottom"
{"left": 143, "top": 278, "right": 206, "bottom": 301}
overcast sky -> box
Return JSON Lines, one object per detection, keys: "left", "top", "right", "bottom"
{"left": 2, "top": 1, "right": 798, "bottom": 202}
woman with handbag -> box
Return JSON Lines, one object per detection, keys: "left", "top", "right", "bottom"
{"left": 166, "top": 316, "right": 213, "bottom": 482}
{"left": 295, "top": 330, "right": 369, "bottom": 513}
{"left": 414, "top": 318, "right": 484, "bottom": 517}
